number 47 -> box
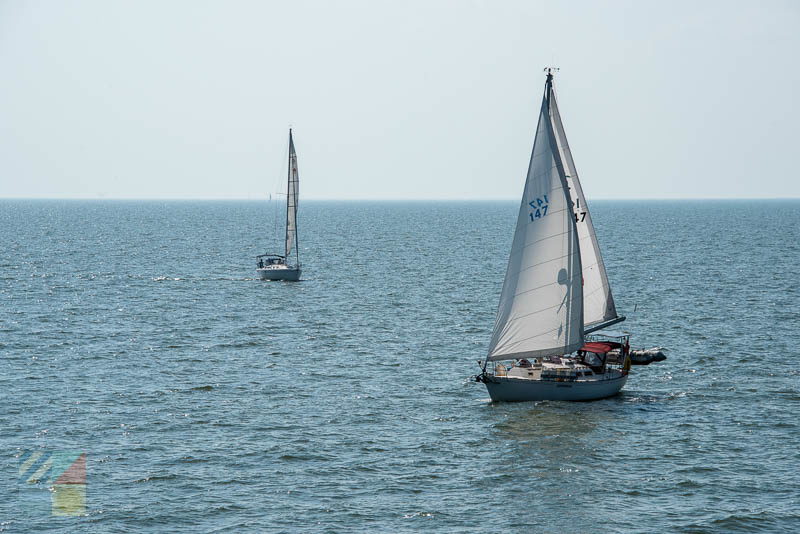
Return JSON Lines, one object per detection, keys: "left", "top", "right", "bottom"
{"left": 529, "top": 205, "right": 548, "bottom": 220}
{"left": 574, "top": 211, "right": 587, "bottom": 222}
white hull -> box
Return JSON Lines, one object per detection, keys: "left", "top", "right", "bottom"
{"left": 483, "top": 373, "right": 627, "bottom": 402}
{"left": 256, "top": 267, "right": 301, "bottom": 281}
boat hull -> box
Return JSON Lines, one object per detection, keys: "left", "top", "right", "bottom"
{"left": 483, "top": 373, "right": 627, "bottom": 402}
{"left": 256, "top": 267, "right": 301, "bottom": 281}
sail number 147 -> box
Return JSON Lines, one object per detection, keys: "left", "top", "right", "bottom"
{"left": 529, "top": 195, "right": 549, "bottom": 221}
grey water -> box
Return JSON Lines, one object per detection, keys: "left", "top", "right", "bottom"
{"left": 1, "top": 199, "right": 799, "bottom": 533}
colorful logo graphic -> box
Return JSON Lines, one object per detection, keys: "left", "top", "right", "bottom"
{"left": 17, "top": 450, "right": 86, "bottom": 516}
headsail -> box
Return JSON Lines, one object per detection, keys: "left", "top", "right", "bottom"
{"left": 487, "top": 76, "right": 584, "bottom": 361}
{"left": 285, "top": 130, "right": 299, "bottom": 260}
{"left": 549, "top": 89, "right": 618, "bottom": 329}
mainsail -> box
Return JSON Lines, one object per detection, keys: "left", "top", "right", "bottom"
{"left": 487, "top": 76, "right": 584, "bottom": 361}
{"left": 285, "top": 130, "right": 299, "bottom": 260}
{"left": 549, "top": 89, "right": 618, "bottom": 329}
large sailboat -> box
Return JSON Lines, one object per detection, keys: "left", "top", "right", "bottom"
{"left": 476, "top": 69, "right": 631, "bottom": 402}
{"left": 256, "top": 129, "right": 301, "bottom": 281}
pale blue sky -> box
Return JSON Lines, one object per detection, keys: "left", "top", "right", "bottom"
{"left": 1, "top": 0, "right": 798, "bottom": 199}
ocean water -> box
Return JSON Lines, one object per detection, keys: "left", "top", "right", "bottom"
{"left": 1, "top": 199, "right": 798, "bottom": 533}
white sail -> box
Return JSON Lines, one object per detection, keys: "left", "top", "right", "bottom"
{"left": 487, "top": 88, "right": 584, "bottom": 361}
{"left": 285, "top": 131, "right": 299, "bottom": 259}
{"left": 549, "top": 89, "right": 618, "bottom": 328}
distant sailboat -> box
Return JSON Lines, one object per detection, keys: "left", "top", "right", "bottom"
{"left": 256, "top": 129, "right": 301, "bottom": 281}
{"left": 476, "top": 69, "right": 632, "bottom": 402}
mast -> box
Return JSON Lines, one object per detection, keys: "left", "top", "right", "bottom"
{"left": 285, "top": 129, "right": 291, "bottom": 259}
{"left": 545, "top": 67, "right": 555, "bottom": 104}
{"left": 544, "top": 67, "right": 584, "bottom": 340}
{"left": 545, "top": 67, "right": 585, "bottom": 346}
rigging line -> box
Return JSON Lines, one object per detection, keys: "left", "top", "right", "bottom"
{"left": 498, "top": 295, "right": 580, "bottom": 326}
{"left": 507, "top": 271, "right": 582, "bottom": 301}
{"left": 271, "top": 133, "right": 290, "bottom": 246}
{"left": 273, "top": 190, "right": 278, "bottom": 239}
{"left": 582, "top": 286, "right": 608, "bottom": 298}
{"left": 513, "top": 227, "right": 572, "bottom": 255}
{"left": 503, "top": 250, "right": 576, "bottom": 281}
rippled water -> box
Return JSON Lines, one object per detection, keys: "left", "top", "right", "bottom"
{"left": 2, "top": 199, "right": 798, "bottom": 533}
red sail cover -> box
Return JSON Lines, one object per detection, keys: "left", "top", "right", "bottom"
{"left": 580, "top": 342, "right": 618, "bottom": 354}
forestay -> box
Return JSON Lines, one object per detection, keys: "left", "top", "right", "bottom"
{"left": 549, "top": 89, "right": 618, "bottom": 328}
{"left": 285, "top": 131, "right": 299, "bottom": 258}
{"left": 487, "top": 84, "right": 584, "bottom": 361}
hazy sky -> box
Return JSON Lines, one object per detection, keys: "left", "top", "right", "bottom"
{"left": 1, "top": 0, "right": 798, "bottom": 200}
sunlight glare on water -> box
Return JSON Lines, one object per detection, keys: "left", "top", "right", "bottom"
{"left": 1, "top": 199, "right": 798, "bottom": 533}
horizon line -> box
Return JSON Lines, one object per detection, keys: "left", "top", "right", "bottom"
{"left": 0, "top": 196, "right": 798, "bottom": 202}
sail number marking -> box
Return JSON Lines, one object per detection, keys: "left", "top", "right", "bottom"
{"left": 574, "top": 211, "right": 586, "bottom": 223}
{"left": 529, "top": 195, "right": 549, "bottom": 221}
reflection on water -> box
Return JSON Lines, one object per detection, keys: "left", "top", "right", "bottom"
{"left": 490, "top": 403, "right": 600, "bottom": 441}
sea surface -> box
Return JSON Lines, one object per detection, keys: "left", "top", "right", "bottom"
{"left": 1, "top": 199, "right": 799, "bottom": 533}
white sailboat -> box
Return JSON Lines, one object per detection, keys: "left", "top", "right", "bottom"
{"left": 477, "top": 69, "right": 631, "bottom": 402}
{"left": 256, "top": 129, "right": 301, "bottom": 281}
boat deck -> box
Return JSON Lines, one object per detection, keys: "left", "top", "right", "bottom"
{"left": 494, "top": 359, "right": 623, "bottom": 383}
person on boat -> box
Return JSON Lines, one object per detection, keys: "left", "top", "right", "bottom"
{"left": 517, "top": 358, "right": 532, "bottom": 368}
{"left": 584, "top": 352, "right": 601, "bottom": 367}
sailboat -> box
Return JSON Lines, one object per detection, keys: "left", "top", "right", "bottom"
{"left": 476, "top": 69, "right": 632, "bottom": 402}
{"left": 256, "top": 129, "right": 301, "bottom": 281}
